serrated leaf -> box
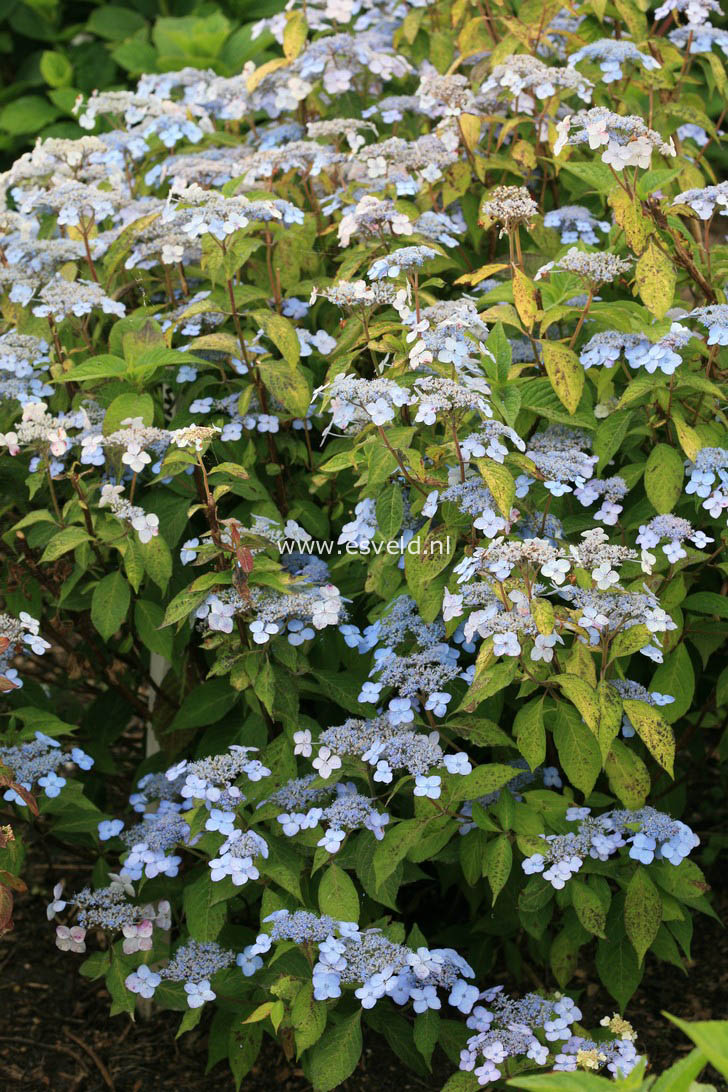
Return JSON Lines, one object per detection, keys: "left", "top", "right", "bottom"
{"left": 635, "top": 240, "right": 676, "bottom": 319}
{"left": 541, "top": 341, "right": 584, "bottom": 415}
{"left": 91, "top": 571, "right": 130, "bottom": 641}
{"left": 625, "top": 869, "right": 662, "bottom": 964}
{"left": 622, "top": 699, "right": 675, "bottom": 775}
{"left": 644, "top": 443, "right": 684, "bottom": 514}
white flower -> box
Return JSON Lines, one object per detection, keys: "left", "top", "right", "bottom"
{"left": 312, "top": 746, "right": 342, "bottom": 779}
{"left": 366, "top": 397, "right": 395, "bottom": 425}
{"left": 55, "top": 925, "right": 86, "bottom": 952}
{"left": 293, "top": 729, "right": 312, "bottom": 757}
{"left": 184, "top": 979, "right": 216, "bottom": 1008}
{"left": 592, "top": 562, "right": 619, "bottom": 590}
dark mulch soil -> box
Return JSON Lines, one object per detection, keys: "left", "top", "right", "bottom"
{"left": 1, "top": 723, "right": 725, "bottom": 1092}
{"left": 1, "top": 849, "right": 725, "bottom": 1092}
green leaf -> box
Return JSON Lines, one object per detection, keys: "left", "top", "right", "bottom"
{"left": 140, "top": 534, "right": 173, "bottom": 593}
{"left": 182, "top": 871, "right": 227, "bottom": 942}
{"left": 458, "top": 658, "right": 518, "bottom": 714}
{"left": 651, "top": 1048, "right": 709, "bottom": 1092}
{"left": 450, "top": 763, "right": 526, "bottom": 803}
{"left": 593, "top": 410, "right": 632, "bottom": 474}
{"left": 413, "top": 1008, "right": 440, "bottom": 1068}
{"left": 552, "top": 703, "right": 602, "bottom": 796}
{"left": 105, "top": 951, "right": 137, "bottom": 1016}
{"left": 476, "top": 458, "right": 515, "bottom": 519}
{"left": 606, "top": 739, "right": 651, "bottom": 808}
{"left": 552, "top": 674, "right": 600, "bottom": 734}
{"left": 507, "top": 1073, "right": 609, "bottom": 1091}
{"left": 562, "top": 161, "right": 615, "bottom": 194}
{"left": 650, "top": 644, "right": 694, "bottom": 723}
{"left": 167, "top": 680, "right": 238, "bottom": 734}
{"left": 291, "top": 983, "right": 327, "bottom": 1057}
{"left": 622, "top": 699, "right": 675, "bottom": 775}
{"left": 87, "top": 5, "right": 147, "bottom": 39}
{"left": 376, "top": 483, "right": 404, "bottom": 539}
{"left": 625, "top": 869, "right": 662, "bottom": 964}
{"left": 682, "top": 591, "right": 728, "bottom": 618}
{"left": 514, "top": 698, "right": 546, "bottom": 770}
{"left": 404, "top": 524, "right": 456, "bottom": 608}
{"left": 595, "top": 934, "right": 643, "bottom": 1010}
{"left": 486, "top": 321, "right": 512, "bottom": 383}
{"left": 134, "top": 600, "right": 174, "bottom": 660}
{"left": 665, "top": 1017, "right": 728, "bottom": 1079}
{"left": 57, "top": 355, "right": 128, "bottom": 383}
{"left": 485, "top": 834, "right": 512, "bottom": 903}
{"left": 40, "top": 51, "right": 73, "bottom": 88}
{"left": 228, "top": 1023, "right": 262, "bottom": 1090}
{"left": 256, "top": 312, "right": 301, "bottom": 367}
{"left": 644, "top": 444, "right": 684, "bottom": 514}
{"left": 307, "top": 1011, "right": 362, "bottom": 1092}
{"left": 40, "top": 526, "right": 90, "bottom": 562}
{"left": 608, "top": 186, "right": 653, "bottom": 254}
{"left": 0, "top": 96, "right": 60, "bottom": 135}
{"left": 318, "top": 864, "right": 360, "bottom": 923}
{"left": 102, "top": 393, "right": 155, "bottom": 435}
{"left": 91, "top": 572, "right": 130, "bottom": 641}
{"left": 541, "top": 342, "right": 585, "bottom": 415}
{"left": 571, "top": 880, "right": 608, "bottom": 938}
{"left": 373, "top": 819, "right": 426, "bottom": 888}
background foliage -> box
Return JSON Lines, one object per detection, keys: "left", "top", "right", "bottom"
{"left": 0, "top": 0, "right": 280, "bottom": 162}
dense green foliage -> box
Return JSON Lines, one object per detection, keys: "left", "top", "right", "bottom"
{"left": 0, "top": 0, "right": 280, "bottom": 161}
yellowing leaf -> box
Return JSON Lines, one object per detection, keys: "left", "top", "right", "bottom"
{"left": 552, "top": 673, "right": 600, "bottom": 734}
{"left": 475, "top": 458, "right": 515, "bottom": 518}
{"left": 608, "top": 186, "right": 653, "bottom": 254}
{"left": 512, "top": 268, "right": 538, "bottom": 329}
{"left": 283, "top": 11, "right": 307, "bottom": 59}
{"left": 247, "top": 57, "right": 288, "bottom": 94}
{"left": 672, "top": 411, "right": 703, "bottom": 461}
{"left": 623, "top": 699, "right": 675, "bottom": 775}
{"left": 454, "top": 262, "right": 509, "bottom": 286}
{"left": 531, "top": 597, "right": 554, "bottom": 636}
{"left": 541, "top": 341, "right": 584, "bottom": 414}
{"left": 458, "top": 113, "right": 481, "bottom": 151}
{"left": 635, "top": 240, "right": 676, "bottom": 319}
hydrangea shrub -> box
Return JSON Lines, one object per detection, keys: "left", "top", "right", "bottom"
{"left": 0, "top": 0, "right": 727, "bottom": 1087}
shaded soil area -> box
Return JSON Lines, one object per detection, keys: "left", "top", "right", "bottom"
{"left": 1, "top": 850, "right": 725, "bottom": 1092}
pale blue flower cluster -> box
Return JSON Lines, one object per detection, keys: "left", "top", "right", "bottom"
{"left": 209, "top": 828, "right": 268, "bottom": 885}
{"left": 522, "top": 805, "right": 699, "bottom": 888}
{"left": 122, "top": 807, "right": 190, "bottom": 880}
{"left": 636, "top": 514, "right": 712, "bottom": 562}
{"left": 368, "top": 245, "right": 437, "bottom": 279}
{"left": 690, "top": 304, "right": 728, "bottom": 345}
{"left": 543, "top": 205, "right": 610, "bottom": 244}
{"left": 580, "top": 324, "right": 695, "bottom": 375}
{"left": 165, "top": 746, "right": 271, "bottom": 803}
{"left": 0, "top": 730, "right": 93, "bottom": 805}
{"left": 669, "top": 23, "right": 728, "bottom": 56}
{"left": 278, "top": 781, "right": 391, "bottom": 853}
{"left": 241, "top": 909, "right": 478, "bottom": 1013}
{"left": 568, "top": 39, "right": 660, "bottom": 82}
{"left": 0, "top": 610, "right": 51, "bottom": 693}
{"left": 685, "top": 447, "right": 728, "bottom": 519}
{"left": 126, "top": 939, "right": 238, "bottom": 1008}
